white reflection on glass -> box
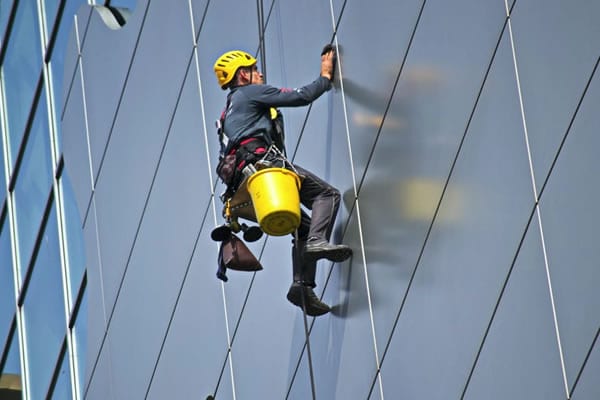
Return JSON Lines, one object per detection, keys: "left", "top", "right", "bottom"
{"left": 49, "top": 0, "right": 87, "bottom": 154}
{"left": 14, "top": 86, "right": 53, "bottom": 279}
{"left": 0, "top": 222, "right": 15, "bottom": 347}
{"left": 59, "top": 174, "right": 86, "bottom": 308}
{"left": 0, "top": 146, "right": 6, "bottom": 207}
{"left": 43, "top": 0, "right": 60, "bottom": 40}
{"left": 23, "top": 205, "right": 66, "bottom": 400}
{"left": 2, "top": 0, "right": 43, "bottom": 166}
{"left": 73, "top": 291, "right": 87, "bottom": 399}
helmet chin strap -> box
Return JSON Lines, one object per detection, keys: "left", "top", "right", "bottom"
{"left": 243, "top": 67, "right": 255, "bottom": 86}
{"left": 247, "top": 65, "right": 256, "bottom": 85}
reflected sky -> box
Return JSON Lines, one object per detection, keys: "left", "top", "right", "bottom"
{"left": 60, "top": 173, "right": 87, "bottom": 308}
{"left": 13, "top": 86, "right": 53, "bottom": 279}
{"left": 0, "top": 0, "right": 15, "bottom": 48}
{"left": 2, "top": 0, "right": 43, "bottom": 167}
{"left": 0, "top": 221, "right": 15, "bottom": 348}
{"left": 23, "top": 205, "right": 67, "bottom": 400}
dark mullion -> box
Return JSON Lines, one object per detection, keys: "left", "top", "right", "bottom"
{"left": 0, "top": 0, "right": 19, "bottom": 65}
{"left": 44, "top": 0, "right": 67, "bottom": 63}
{"left": 44, "top": 336, "right": 68, "bottom": 400}
{"left": 7, "top": 70, "right": 45, "bottom": 192}
{"left": 0, "top": 316, "right": 17, "bottom": 373}
{"left": 54, "top": 153, "right": 64, "bottom": 180}
{"left": 570, "top": 326, "right": 600, "bottom": 398}
{"left": 0, "top": 201, "right": 6, "bottom": 227}
{"left": 17, "top": 187, "right": 54, "bottom": 307}
{"left": 68, "top": 272, "right": 86, "bottom": 330}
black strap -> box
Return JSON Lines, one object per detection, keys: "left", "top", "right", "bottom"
{"left": 217, "top": 94, "right": 232, "bottom": 155}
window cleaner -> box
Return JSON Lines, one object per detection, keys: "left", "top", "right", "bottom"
{"left": 210, "top": 45, "right": 352, "bottom": 316}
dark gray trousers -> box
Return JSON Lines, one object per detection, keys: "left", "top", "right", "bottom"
{"left": 291, "top": 164, "right": 341, "bottom": 286}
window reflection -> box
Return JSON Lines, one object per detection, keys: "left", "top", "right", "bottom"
{"left": 1, "top": 0, "right": 43, "bottom": 167}
{"left": 48, "top": 349, "right": 73, "bottom": 400}
{"left": 22, "top": 205, "right": 66, "bottom": 400}
{"left": 48, "top": 0, "right": 87, "bottom": 152}
{"left": 0, "top": 327, "right": 23, "bottom": 400}
{"left": 59, "top": 174, "right": 86, "bottom": 309}
{"left": 43, "top": 0, "right": 60, "bottom": 41}
{"left": 0, "top": 145, "right": 6, "bottom": 207}
{"left": 0, "top": 0, "right": 15, "bottom": 47}
{"left": 0, "top": 220, "right": 15, "bottom": 347}
{"left": 73, "top": 290, "right": 87, "bottom": 399}
{"left": 13, "top": 86, "right": 53, "bottom": 280}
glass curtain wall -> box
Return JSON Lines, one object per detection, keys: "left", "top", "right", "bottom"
{"left": 0, "top": 0, "right": 87, "bottom": 399}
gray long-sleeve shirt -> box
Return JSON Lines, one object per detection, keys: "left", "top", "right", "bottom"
{"left": 221, "top": 76, "right": 331, "bottom": 153}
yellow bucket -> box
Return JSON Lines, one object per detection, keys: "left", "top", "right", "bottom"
{"left": 247, "top": 167, "right": 301, "bottom": 236}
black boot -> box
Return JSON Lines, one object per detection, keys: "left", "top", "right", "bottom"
{"left": 287, "top": 240, "right": 331, "bottom": 316}
{"left": 286, "top": 282, "right": 330, "bottom": 316}
{"left": 303, "top": 237, "right": 352, "bottom": 263}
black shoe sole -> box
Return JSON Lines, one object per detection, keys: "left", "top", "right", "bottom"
{"left": 287, "top": 287, "right": 330, "bottom": 316}
{"left": 303, "top": 246, "right": 353, "bottom": 263}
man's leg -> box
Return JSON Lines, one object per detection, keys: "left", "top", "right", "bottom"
{"left": 286, "top": 236, "right": 330, "bottom": 316}
{"left": 294, "top": 165, "right": 352, "bottom": 262}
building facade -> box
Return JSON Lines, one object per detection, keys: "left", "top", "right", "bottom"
{"left": 0, "top": 0, "right": 96, "bottom": 398}
{"left": 3, "top": 0, "right": 600, "bottom": 399}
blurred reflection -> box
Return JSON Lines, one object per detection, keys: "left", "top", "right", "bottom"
{"left": 340, "top": 56, "right": 463, "bottom": 270}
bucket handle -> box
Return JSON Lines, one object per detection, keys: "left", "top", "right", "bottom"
{"left": 255, "top": 145, "right": 301, "bottom": 177}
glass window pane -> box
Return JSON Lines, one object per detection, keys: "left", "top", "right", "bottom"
{"left": 23, "top": 205, "right": 66, "bottom": 400}
{"left": 48, "top": 350, "right": 73, "bottom": 400}
{"left": 73, "top": 290, "right": 87, "bottom": 399}
{"left": 0, "top": 0, "right": 15, "bottom": 47}
{"left": 43, "top": 0, "right": 60, "bottom": 42}
{"left": 13, "top": 86, "right": 53, "bottom": 279}
{"left": 48, "top": 0, "right": 86, "bottom": 151}
{"left": 0, "top": 138, "right": 6, "bottom": 207}
{"left": 0, "top": 328, "right": 23, "bottom": 399}
{"left": 1, "top": 0, "right": 42, "bottom": 167}
{"left": 59, "top": 174, "right": 86, "bottom": 307}
{"left": 0, "top": 220, "right": 15, "bottom": 347}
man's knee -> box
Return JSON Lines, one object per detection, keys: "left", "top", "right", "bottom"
{"left": 328, "top": 186, "right": 341, "bottom": 208}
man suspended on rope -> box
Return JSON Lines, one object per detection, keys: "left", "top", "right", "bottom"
{"left": 213, "top": 46, "right": 352, "bottom": 316}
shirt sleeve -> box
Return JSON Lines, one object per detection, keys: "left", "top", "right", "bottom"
{"left": 251, "top": 76, "right": 332, "bottom": 107}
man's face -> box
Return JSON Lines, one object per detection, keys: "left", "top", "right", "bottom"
{"left": 249, "top": 64, "right": 264, "bottom": 85}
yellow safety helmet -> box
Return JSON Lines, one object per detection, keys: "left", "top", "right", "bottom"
{"left": 214, "top": 50, "right": 257, "bottom": 89}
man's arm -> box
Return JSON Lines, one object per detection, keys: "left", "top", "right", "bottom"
{"left": 251, "top": 77, "right": 332, "bottom": 107}
{"left": 250, "top": 47, "right": 336, "bottom": 108}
